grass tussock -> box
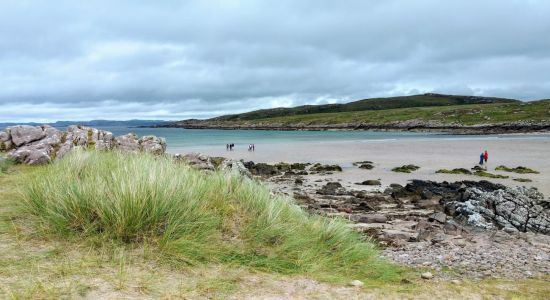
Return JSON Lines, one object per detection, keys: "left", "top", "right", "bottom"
{"left": 18, "top": 150, "right": 399, "bottom": 283}
{"left": 0, "top": 157, "right": 15, "bottom": 175}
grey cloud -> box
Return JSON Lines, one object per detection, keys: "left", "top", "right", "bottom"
{"left": 0, "top": 0, "right": 549, "bottom": 122}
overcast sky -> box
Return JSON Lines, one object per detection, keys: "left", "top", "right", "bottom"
{"left": 1, "top": 0, "right": 549, "bottom": 122}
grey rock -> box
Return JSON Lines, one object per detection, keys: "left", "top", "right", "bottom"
{"left": 177, "top": 153, "right": 215, "bottom": 171}
{"left": 358, "top": 214, "right": 388, "bottom": 223}
{"left": 429, "top": 212, "right": 447, "bottom": 224}
{"left": 115, "top": 133, "right": 140, "bottom": 152}
{"left": 421, "top": 272, "right": 433, "bottom": 279}
{"left": 139, "top": 135, "right": 166, "bottom": 155}
{"left": 220, "top": 159, "right": 252, "bottom": 178}
{"left": 8, "top": 125, "right": 46, "bottom": 146}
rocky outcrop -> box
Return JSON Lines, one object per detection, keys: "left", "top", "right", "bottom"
{"left": 175, "top": 153, "right": 215, "bottom": 171}
{"left": 454, "top": 186, "right": 549, "bottom": 234}
{"left": 219, "top": 159, "right": 252, "bottom": 178}
{"left": 389, "top": 180, "right": 550, "bottom": 234}
{"left": 0, "top": 125, "right": 166, "bottom": 165}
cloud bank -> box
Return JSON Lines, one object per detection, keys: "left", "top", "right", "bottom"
{"left": 1, "top": 0, "right": 549, "bottom": 122}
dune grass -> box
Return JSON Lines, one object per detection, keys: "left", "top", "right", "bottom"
{"left": 17, "top": 150, "right": 399, "bottom": 283}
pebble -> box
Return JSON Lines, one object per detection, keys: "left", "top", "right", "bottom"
{"left": 349, "top": 280, "right": 364, "bottom": 287}
{"left": 421, "top": 272, "right": 433, "bottom": 279}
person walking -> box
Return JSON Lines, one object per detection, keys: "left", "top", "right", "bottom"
{"left": 484, "top": 150, "right": 489, "bottom": 170}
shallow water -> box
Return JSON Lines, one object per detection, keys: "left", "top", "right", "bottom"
{"left": 61, "top": 126, "right": 550, "bottom": 153}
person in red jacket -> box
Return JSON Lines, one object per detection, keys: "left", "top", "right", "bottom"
{"left": 484, "top": 150, "right": 489, "bottom": 169}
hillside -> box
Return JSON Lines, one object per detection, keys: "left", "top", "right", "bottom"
{"left": 164, "top": 97, "right": 550, "bottom": 134}
{"left": 213, "top": 93, "right": 519, "bottom": 121}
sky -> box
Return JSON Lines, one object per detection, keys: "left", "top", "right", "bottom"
{"left": 1, "top": 0, "right": 550, "bottom": 122}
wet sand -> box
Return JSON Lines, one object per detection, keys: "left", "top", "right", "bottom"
{"left": 175, "top": 137, "right": 550, "bottom": 196}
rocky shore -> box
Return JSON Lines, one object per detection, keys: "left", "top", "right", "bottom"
{"left": 180, "top": 155, "right": 550, "bottom": 280}
{"left": 2, "top": 126, "right": 549, "bottom": 280}
{"left": 154, "top": 119, "right": 550, "bottom": 135}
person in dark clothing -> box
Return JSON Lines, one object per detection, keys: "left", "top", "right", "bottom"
{"left": 479, "top": 152, "right": 485, "bottom": 166}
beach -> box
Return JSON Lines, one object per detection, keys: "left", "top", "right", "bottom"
{"left": 178, "top": 136, "right": 550, "bottom": 196}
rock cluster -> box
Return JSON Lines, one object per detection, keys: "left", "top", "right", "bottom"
{"left": 454, "top": 186, "right": 549, "bottom": 234}
{"left": 175, "top": 152, "right": 252, "bottom": 178}
{"left": 0, "top": 125, "right": 167, "bottom": 165}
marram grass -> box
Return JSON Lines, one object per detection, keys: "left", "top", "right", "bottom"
{"left": 18, "top": 150, "right": 399, "bottom": 283}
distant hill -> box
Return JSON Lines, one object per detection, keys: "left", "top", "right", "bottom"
{"left": 213, "top": 93, "right": 519, "bottom": 121}
{"left": 0, "top": 119, "right": 169, "bottom": 129}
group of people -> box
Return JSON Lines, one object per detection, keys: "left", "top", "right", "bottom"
{"left": 479, "top": 150, "right": 489, "bottom": 169}
{"left": 225, "top": 143, "right": 256, "bottom": 151}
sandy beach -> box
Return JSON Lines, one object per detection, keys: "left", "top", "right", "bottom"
{"left": 177, "top": 136, "right": 550, "bottom": 196}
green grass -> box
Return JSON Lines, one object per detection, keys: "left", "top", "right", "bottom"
{"left": 0, "top": 157, "right": 14, "bottom": 175}
{"left": 213, "top": 94, "right": 518, "bottom": 121}
{"left": 196, "top": 100, "right": 550, "bottom": 127}
{"left": 495, "top": 165, "right": 540, "bottom": 174}
{"left": 17, "top": 150, "right": 399, "bottom": 283}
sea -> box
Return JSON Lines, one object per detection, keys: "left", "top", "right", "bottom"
{"left": 61, "top": 126, "right": 550, "bottom": 153}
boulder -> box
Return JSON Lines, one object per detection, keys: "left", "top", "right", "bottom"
{"left": 428, "top": 212, "right": 447, "bottom": 224}
{"left": 8, "top": 144, "right": 52, "bottom": 165}
{"left": 139, "top": 135, "right": 166, "bottom": 155}
{"left": 357, "top": 180, "right": 381, "bottom": 186}
{"left": 177, "top": 153, "right": 215, "bottom": 171}
{"left": 220, "top": 159, "right": 252, "bottom": 178}
{"left": 317, "top": 182, "right": 349, "bottom": 196}
{"left": 115, "top": 133, "right": 140, "bottom": 152}
{"left": 357, "top": 214, "right": 388, "bottom": 223}
{"left": 7, "top": 125, "right": 46, "bottom": 147}
{"left": 310, "top": 163, "right": 342, "bottom": 172}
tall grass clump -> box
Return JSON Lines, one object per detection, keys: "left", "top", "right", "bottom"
{"left": 19, "top": 150, "right": 399, "bottom": 282}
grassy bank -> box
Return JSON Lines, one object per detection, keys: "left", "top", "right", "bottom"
{"left": 1, "top": 152, "right": 550, "bottom": 298}
{"left": 16, "top": 150, "right": 398, "bottom": 283}
{"left": 192, "top": 100, "right": 550, "bottom": 127}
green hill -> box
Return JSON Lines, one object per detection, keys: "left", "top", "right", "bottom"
{"left": 213, "top": 93, "right": 519, "bottom": 121}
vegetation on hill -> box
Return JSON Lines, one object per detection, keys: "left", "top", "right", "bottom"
{"left": 18, "top": 150, "right": 399, "bottom": 283}
{"left": 195, "top": 100, "right": 550, "bottom": 127}
{"left": 212, "top": 93, "right": 518, "bottom": 121}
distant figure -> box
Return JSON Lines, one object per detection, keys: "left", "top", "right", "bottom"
{"left": 248, "top": 144, "right": 252, "bottom": 151}
{"left": 479, "top": 152, "right": 484, "bottom": 166}
{"left": 484, "top": 150, "right": 489, "bottom": 170}
{"left": 229, "top": 143, "right": 234, "bottom": 151}
{"left": 226, "top": 144, "right": 229, "bottom": 151}
{"left": 252, "top": 144, "right": 255, "bottom": 151}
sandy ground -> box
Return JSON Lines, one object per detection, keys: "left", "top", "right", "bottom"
{"left": 175, "top": 137, "right": 550, "bottom": 196}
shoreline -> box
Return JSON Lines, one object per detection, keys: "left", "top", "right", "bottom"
{"left": 151, "top": 122, "right": 550, "bottom": 135}
{"left": 174, "top": 137, "right": 550, "bottom": 196}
